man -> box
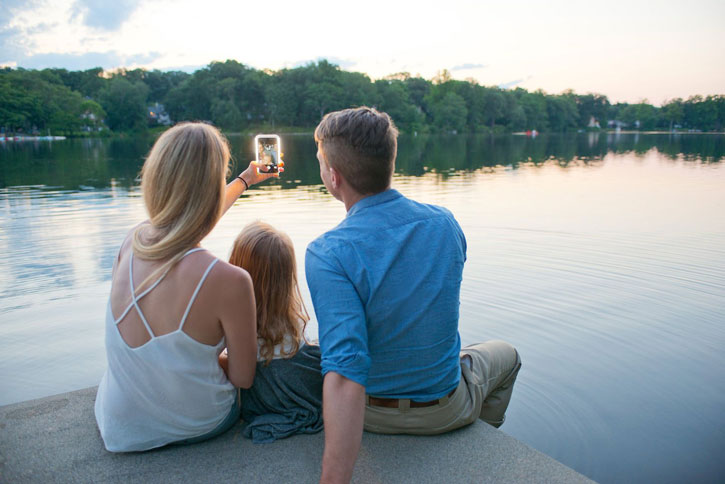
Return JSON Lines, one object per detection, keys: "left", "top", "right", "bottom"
{"left": 306, "top": 107, "right": 521, "bottom": 484}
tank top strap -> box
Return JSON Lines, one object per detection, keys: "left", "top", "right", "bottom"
{"left": 178, "top": 258, "right": 219, "bottom": 331}
{"left": 114, "top": 252, "right": 169, "bottom": 326}
{"left": 128, "top": 252, "right": 156, "bottom": 338}
{"left": 184, "top": 247, "right": 206, "bottom": 256}
{"left": 116, "top": 247, "right": 211, "bottom": 333}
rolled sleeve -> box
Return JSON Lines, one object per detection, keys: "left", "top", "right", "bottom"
{"left": 306, "top": 242, "right": 371, "bottom": 387}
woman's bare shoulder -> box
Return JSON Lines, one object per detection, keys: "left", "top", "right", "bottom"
{"left": 206, "top": 258, "right": 253, "bottom": 292}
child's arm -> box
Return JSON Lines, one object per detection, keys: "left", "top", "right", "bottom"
{"left": 218, "top": 349, "right": 229, "bottom": 376}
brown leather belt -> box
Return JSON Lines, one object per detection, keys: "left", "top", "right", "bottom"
{"left": 366, "top": 388, "right": 456, "bottom": 409}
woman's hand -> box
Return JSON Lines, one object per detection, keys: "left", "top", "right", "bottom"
{"left": 222, "top": 156, "right": 285, "bottom": 215}
{"left": 238, "top": 159, "right": 285, "bottom": 188}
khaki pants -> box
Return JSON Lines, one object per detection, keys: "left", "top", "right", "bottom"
{"left": 363, "top": 340, "right": 521, "bottom": 434}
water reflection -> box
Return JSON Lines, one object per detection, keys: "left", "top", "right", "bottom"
{"left": 1, "top": 134, "right": 724, "bottom": 483}
{"left": 2, "top": 133, "right": 723, "bottom": 191}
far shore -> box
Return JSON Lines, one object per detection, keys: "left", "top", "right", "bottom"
{"left": 2, "top": 129, "right": 724, "bottom": 142}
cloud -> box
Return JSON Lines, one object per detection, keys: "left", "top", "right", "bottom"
{"left": 18, "top": 50, "right": 161, "bottom": 70}
{"left": 0, "top": 26, "right": 29, "bottom": 64}
{"left": 0, "top": 0, "right": 41, "bottom": 28}
{"left": 451, "top": 63, "right": 487, "bottom": 71}
{"left": 499, "top": 75, "right": 533, "bottom": 89}
{"left": 0, "top": 1, "right": 42, "bottom": 61}
{"left": 71, "top": 0, "right": 143, "bottom": 31}
{"left": 26, "top": 22, "right": 59, "bottom": 35}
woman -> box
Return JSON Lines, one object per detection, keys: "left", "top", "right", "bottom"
{"left": 95, "top": 122, "right": 279, "bottom": 452}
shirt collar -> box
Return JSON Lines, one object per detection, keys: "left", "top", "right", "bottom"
{"left": 347, "top": 189, "right": 402, "bottom": 217}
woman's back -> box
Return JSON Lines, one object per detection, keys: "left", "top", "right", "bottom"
{"left": 96, "top": 233, "right": 256, "bottom": 452}
{"left": 110, "top": 237, "right": 225, "bottom": 347}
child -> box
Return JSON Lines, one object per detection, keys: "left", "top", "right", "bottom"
{"left": 229, "top": 221, "right": 323, "bottom": 443}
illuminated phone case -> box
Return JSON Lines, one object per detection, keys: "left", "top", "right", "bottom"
{"left": 255, "top": 134, "right": 281, "bottom": 174}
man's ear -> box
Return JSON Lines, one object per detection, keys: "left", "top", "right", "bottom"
{"left": 329, "top": 165, "right": 342, "bottom": 190}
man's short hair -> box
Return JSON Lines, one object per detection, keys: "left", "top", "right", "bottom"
{"left": 314, "top": 107, "right": 399, "bottom": 195}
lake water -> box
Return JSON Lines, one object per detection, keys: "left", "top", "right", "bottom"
{"left": 1, "top": 132, "right": 724, "bottom": 483}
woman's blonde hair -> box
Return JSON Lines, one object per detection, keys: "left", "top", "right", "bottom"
{"left": 133, "top": 122, "right": 230, "bottom": 291}
{"left": 229, "top": 221, "right": 309, "bottom": 365}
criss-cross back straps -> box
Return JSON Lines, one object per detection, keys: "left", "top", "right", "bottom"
{"left": 117, "top": 247, "right": 209, "bottom": 338}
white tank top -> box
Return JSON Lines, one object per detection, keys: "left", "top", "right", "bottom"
{"left": 94, "top": 248, "right": 236, "bottom": 452}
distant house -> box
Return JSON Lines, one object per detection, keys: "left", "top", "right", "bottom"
{"left": 148, "top": 103, "right": 172, "bottom": 126}
{"left": 607, "top": 119, "right": 628, "bottom": 129}
{"left": 587, "top": 116, "right": 601, "bottom": 129}
{"left": 80, "top": 110, "right": 106, "bottom": 132}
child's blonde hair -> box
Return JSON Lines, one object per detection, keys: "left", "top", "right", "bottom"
{"left": 229, "top": 221, "right": 309, "bottom": 364}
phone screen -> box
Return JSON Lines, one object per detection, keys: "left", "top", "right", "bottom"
{"left": 256, "top": 135, "right": 280, "bottom": 174}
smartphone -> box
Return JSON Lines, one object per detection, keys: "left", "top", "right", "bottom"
{"left": 255, "top": 134, "right": 281, "bottom": 174}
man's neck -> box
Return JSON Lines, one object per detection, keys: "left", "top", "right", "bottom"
{"left": 342, "top": 191, "right": 367, "bottom": 212}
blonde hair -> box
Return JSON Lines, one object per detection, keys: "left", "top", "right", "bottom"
{"left": 229, "top": 221, "right": 309, "bottom": 365}
{"left": 132, "top": 122, "right": 230, "bottom": 291}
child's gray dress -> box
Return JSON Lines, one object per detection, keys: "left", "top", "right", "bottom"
{"left": 240, "top": 344, "right": 323, "bottom": 443}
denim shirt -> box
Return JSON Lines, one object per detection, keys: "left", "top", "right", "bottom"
{"left": 305, "top": 189, "right": 466, "bottom": 400}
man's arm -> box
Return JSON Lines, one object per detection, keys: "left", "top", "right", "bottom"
{"left": 320, "top": 372, "right": 366, "bottom": 484}
{"left": 306, "top": 244, "right": 371, "bottom": 484}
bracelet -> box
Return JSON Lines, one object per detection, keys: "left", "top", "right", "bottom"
{"left": 236, "top": 175, "right": 249, "bottom": 190}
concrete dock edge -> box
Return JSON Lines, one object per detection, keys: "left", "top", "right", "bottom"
{"left": 0, "top": 387, "right": 594, "bottom": 483}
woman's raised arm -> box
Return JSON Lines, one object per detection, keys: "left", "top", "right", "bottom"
{"left": 222, "top": 160, "right": 284, "bottom": 215}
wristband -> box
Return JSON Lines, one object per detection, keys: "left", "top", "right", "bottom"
{"left": 236, "top": 175, "right": 249, "bottom": 190}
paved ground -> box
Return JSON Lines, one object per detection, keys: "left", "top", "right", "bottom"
{"left": 0, "top": 387, "right": 594, "bottom": 483}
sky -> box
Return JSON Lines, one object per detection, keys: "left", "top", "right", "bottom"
{"left": 1, "top": 0, "right": 723, "bottom": 105}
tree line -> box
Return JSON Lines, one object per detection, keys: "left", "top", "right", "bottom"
{"left": 1, "top": 59, "right": 723, "bottom": 135}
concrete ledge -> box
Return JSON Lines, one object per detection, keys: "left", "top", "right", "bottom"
{"left": 0, "top": 387, "right": 593, "bottom": 483}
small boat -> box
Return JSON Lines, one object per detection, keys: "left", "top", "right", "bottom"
{"left": 6, "top": 135, "right": 67, "bottom": 142}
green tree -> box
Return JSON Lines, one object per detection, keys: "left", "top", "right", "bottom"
{"left": 211, "top": 99, "right": 243, "bottom": 129}
{"left": 1, "top": 62, "right": 723, "bottom": 136}
{"left": 99, "top": 77, "right": 149, "bottom": 131}
{"left": 296, "top": 60, "right": 347, "bottom": 123}
{"left": 0, "top": 70, "right": 36, "bottom": 130}
{"left": 516, "top": 89, "right": 549, "bottom": 131}
{"left": 142, "top": 69, "right": 189, "bottom": 103}
{"left": 404, "top": 77, "right": 431, "bottom": 115}
{"left": 0, "top": 68, "right": 85, "bottom": 134}
{"left": 340, "top": 71, "right": 378, "bottom": 108}
{"left": 620, "top": 100, "right": 659, "bottom": 130}
{"left": 482, "top": 88, "right": 505, "bottom": 130}
{"left": 503, "top": 91, "right": 527, "bottom": 131}
{"left": 546, "top": 94, "right": 579, "bottom": 131}
{"left": 574, "top": 93, "right": 610, "bottom": 128}
{"left": 662, "top": 98, "right": 684, "bottom": 131}
{"left": 303, "top": 82, "right": 344, "bottom": 121}
{"left": 264, "top": 73, "right": 298, "bottom": 127}
{"left": 164, "top": 69, "right": 215, "bottom": 122}
{"left": 375, "top": 79, "right": 424, "bottom": 132}
{"left": 430, "top": 91, "right": 467, "bottom": 132}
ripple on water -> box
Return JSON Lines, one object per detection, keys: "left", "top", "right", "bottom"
{"left": 457, "top": 222, "right": 725, "bottom": 483}
{"left": 1, "top": 145, "right": 725, "bottom": 483}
